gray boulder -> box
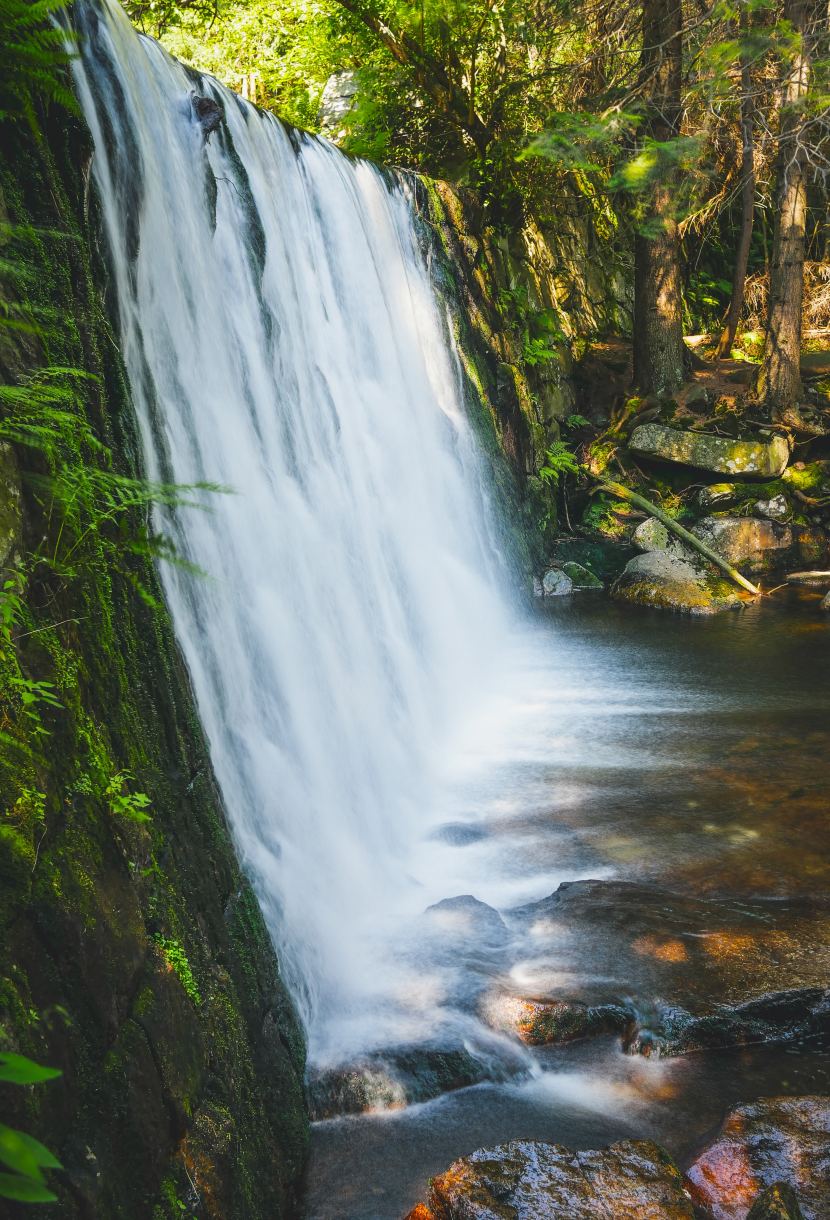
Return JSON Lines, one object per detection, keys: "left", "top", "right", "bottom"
{"left": 755, "top": 493, "right": 789, "bottom": 521}
{"left": 631, "top": 517, "right": 704, "bottom": 568}
{"left": 542, "top": 568, "right": 573, "bottom": 596}
{"left": 822, "top": 591, "right": 830, "bottom": 611}
{"left": 629, "top": 423, "right": 789, "bottom": 479}
{"left": 612, "top": 549, "right": 741, "bottom": 615}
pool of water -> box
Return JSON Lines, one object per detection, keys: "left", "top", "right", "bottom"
{"left": 297, "top": 582, "right": 830, "bottom": 1219}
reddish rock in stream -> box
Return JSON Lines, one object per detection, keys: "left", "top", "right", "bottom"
{"left": 685, "top": 1097, "right": 830, "bottom": 1220}
{"left": 402, "top": 1138, "right": 696, "bottom": 1219}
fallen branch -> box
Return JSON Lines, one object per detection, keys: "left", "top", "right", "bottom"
{"left": 594, "top": 481, "right": 761, "bottom": 596}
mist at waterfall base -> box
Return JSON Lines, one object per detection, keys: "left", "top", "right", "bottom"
{"left": 72, "top": 0, "right": 555, "bottom": 1072}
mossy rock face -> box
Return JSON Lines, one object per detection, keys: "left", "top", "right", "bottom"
{"left": 612, "top": 550, "right": 741, "bottom": 615}
{"left": 630, "top": 423, "right": 789, "bottom": 479}
{"left": 0, "top": 99, "right": 307, "bottom": 1220}
{"left": 561, "top": 561, "right": 602, "bottom": 587}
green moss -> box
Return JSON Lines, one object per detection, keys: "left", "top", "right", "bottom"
{"left": 0, "top": 96, "right": 307, "bottom": 1220}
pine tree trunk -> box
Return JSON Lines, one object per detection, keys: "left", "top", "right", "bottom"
{"left": 632, "top": 0, "right": 685, "bottom": 398}
{"left": 717, "top": 7, "right": 755, "bottom": 359}
{"left": 757, "top": 0, "right": 811, "bottom": 419}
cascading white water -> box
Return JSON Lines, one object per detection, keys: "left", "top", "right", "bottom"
{"left": 72, "top": 0, "right": 524, "bottom": 1064}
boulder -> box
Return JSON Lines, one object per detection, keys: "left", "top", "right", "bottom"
{"left": 799, "top": 351, "right": 830, "bottom": 378}
{"left": 822, "top": 590, "right": 830, "bottom": 610}
{"left": 631, "top": 517, "right": 703, "bottom": 566}
{"left": 611, "top": 550, "right": 741, "bottom": 615}
{"left": 746, "top": 1183, "right": 805, "bottom": 1220}
{"left": 415, "top": 1139, "right": 696, "bottom": 1220}
{"left": 685, "top": 383, "right": 709, "bottom": 408}
{"left": 754, "top": 494, "right": 788, "bottom": 521}
{"left": 699, "top": 483, "right": 740, "bottom": 510}
{"left": 542, "top": 567, "right": 573, "bottom": 596}
{"left": 691, "top": 517, "right": 828, "bottom": 574}
{"left": 685, "top": 1097, "right": 830, "bottom": 1220}
{"left": 629, "top": 424, "right": 789, "bottom": 479}
{"left": 560, "top": 560, "right": 602, "bottom": 587}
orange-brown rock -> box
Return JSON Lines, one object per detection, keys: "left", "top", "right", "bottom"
{"left": 685, "top": 1097, "right": 829, "bottom": 1220}
{"left": 403, "top": 1205, "right": 437, "bottom": 1220}
{"left": 417, "top": 1138, "right": 695, "bottom": 1218}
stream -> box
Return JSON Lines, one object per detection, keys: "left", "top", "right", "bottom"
{"left": 301, "top": 585, "right": 830, "bottom": 1217}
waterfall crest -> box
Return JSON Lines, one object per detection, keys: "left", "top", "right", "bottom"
{"left": 72, "top": 0, "right": 517, "bottom": 1063}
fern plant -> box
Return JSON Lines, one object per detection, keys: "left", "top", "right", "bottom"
{"left": 0, "top": 0, "right": 78, "bottom": 138}
{"left": 538, "top": 440, "right": 580, "bottom": 486}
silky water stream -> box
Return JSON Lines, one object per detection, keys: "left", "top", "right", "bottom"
{"left": 71, "top": 7, "right": 830, "bottom": 1217}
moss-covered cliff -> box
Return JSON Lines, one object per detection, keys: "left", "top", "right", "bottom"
{"left": 0, "top": 102, "right": 308, "bottom": 1220}
{"left": 415, "top": 177, "right": 622, "bottom": 563}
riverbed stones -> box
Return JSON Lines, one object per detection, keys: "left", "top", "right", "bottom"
{"left": 629, "top": 424, "right": 790, "bottom": 479}
{"left": 685, "top": 1097, "right": 830, "bottom": 1220}
{"left": 481, "top": 880, "right": 830, "bottom": 1057}
{"left": 406, "top": 1139, "right": 696, "bottom": 1220}
{"left": 542, "top": 567, "right": 573, "bottom": 596}
{"left": 691, "top": 517, "right": 828, "bottom": 573}
{"left": 612, "top": 550, "right": 741, "bottom": 614}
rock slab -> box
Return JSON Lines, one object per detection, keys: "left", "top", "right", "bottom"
{"left": 406, "top": 1138, "right": 696, "bottom": 1219}
{"left": 612, "top": 549, "right": 741, "bottom": 614}
{"left": 685, "top": 1097, "right": 830, "bottom": 1220}
{"left": 692, "top": 517, "right": 827, "bottom": 573}
{"left": 629, "top": 424, "right": 789, "bottom": 479}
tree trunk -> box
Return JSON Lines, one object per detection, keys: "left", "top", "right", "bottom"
{"left": 717, "top": 6, "right": 756, "bottom": 359}
{"left": 632, "top": 0, "right": 685, "bottom": 398}
{"left": 757, "top": 0, "right": 811, "bottom": 420}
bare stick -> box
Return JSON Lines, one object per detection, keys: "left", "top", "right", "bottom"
{"left": 595, "top": 480, "right": 761, "bottom": 595}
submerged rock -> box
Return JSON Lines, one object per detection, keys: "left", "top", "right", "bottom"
{"left": 685, "top": 1097, "right": 830, "bottom": 1220}
{"left": 405, "top": 1138, "right": 696, "bottom": 1219}
{"left": 612, "top": 549, "right": 741, "bottom": 614}
{"left": 786, "top": 571, "right": 830, "bottom": 585}
{"left": 542, "top": 567, "right": 573, "bottom": 596}
{"left": 691, "top": 517, "right": 828, "bottom": 573}
{"left": 480, "top": 880, "right": 830, "bottom": 1058}
{"left": 306, "top": 1046, "right": 489, "bottom": 1120}
{"left": 479, "top": 993, "right": 631, "bottom": 1046}
{"left": 629, "top": 423, "right": 789, "bottom": 479}
{"left": 561, "top": 560, "right": 602, "bottom": 587}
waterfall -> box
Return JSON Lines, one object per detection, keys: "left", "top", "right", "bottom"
{"left": 72, "top": 0, "right": 520, "bottom": 1065}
